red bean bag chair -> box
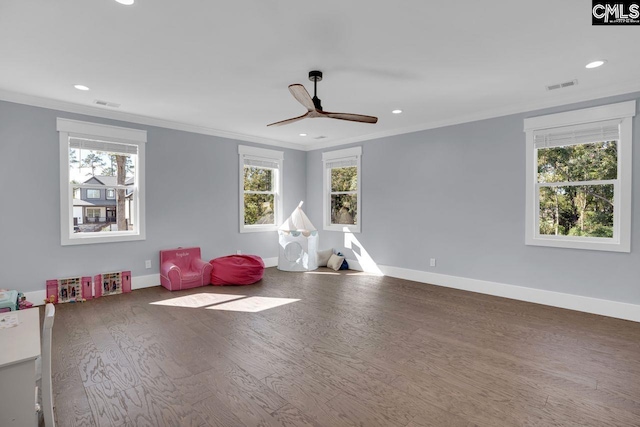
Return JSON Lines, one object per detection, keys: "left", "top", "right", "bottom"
{"left": 210, "top": 255, "right": 265, "bottom": 285}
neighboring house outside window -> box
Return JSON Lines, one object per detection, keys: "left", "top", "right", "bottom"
{"left": 73, "top": 176, "right": 134, "bottom": 225}
{"left": 523, "top": 101, "right": 635, "bottom": 252}
{"left": 238, "top": 145, "right": 283, "bottom": 233}
{"left": 58, "top": 118, "right": 146, "bottom": 245}
{"left": 322, "top": 146, "right": 361, "bottom": 233}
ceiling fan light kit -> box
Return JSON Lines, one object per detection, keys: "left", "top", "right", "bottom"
{"left": 268, "top": 70, "right": 378, "bottom": 127}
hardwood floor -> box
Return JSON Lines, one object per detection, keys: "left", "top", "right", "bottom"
{"left": 49, "top": 267, "right": 640, "bottom": 426}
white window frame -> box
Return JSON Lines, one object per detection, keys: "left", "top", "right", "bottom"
{"left": 106, "top": 188, "right": 116, "bottom": 200}
{"left": 238, "top": 145, "right": 283, "bottom": 233}
{"left": 58, "top": 118, "right": 146, "bottom": 245}
{"left": 523, "top": 101, "right": 635, "bottom": 252}
{"left": 322, "top": 146, "right": 362, "bottom": 233}
{"left": 86, "top": 189, "right": 101, "bottom": 199}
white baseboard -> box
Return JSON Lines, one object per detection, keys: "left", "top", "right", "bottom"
{"left": 132, "top": 273, "right": 160, "bottom": 290}
{"left": 346, "top": 259, "right": 640, "bottom": 323}
{"left": 25, "top": 262, "right": 639, "bottom": 323}
{"left": 263, "top": 257, "right": 278, "bottom": 268}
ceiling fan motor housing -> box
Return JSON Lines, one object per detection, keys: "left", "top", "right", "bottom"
{"left": 309, "top": 70, "right": 323, "bottom": 110}
{"left": 308, "top": 70, "right": 323, "bottom": 82}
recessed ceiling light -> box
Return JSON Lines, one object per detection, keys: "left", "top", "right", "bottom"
{"left": 115, "top": 0, "right": 135, "bottom": 5}
{"left": 299, "top": 133, "right": 307, "bottom": 137}
{"left": 74, "top": 84, "right": 90, "bottom": 91}
{"left": 585, "top": 60, "right": 606, "bottom": 69}
{"left": 392, "top": 109, "right": 403, "bottom": 114}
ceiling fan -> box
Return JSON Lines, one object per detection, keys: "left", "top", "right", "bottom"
{"left": 267, "top": 70, "right": 378, "bottom": 127}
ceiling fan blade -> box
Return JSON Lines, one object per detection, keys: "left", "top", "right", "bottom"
{"left": 322, "top": 111, "right": 378, "bottom": 124}
{"left": 267, "top": 112, "right": 310, "bottom": 127}
{"left": 288, "top": 84, "right": 316, "bottom": 111}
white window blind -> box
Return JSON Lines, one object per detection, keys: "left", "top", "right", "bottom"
{"left": 243, "top": 156, "right": 280, "bottom": 169}
{"left": 69, "top": 137, "right": 139, "bottom": 155}
{"left": 326, "top": 157, "right": 358, "bottom": 169}
{"left": 533, "top": 119, "right": 621, "bottom": 149}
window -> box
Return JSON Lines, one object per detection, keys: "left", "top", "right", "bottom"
{"left": 523, "top": 101, "right": 635, "bottom": 252}
{"left": 86, "top": 208, "right": 101, "bottom": 222}
{"left": 58, "top": 118, "right": 146, "bottom": 245}
{"left": 323, "top": 146, "right": 361, "bottom": 232}
{"left": 238, "top": 145, "right": 283, "bottom": 233}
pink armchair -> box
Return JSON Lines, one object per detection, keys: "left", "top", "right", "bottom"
{"left": 160, "top": 247, "right": 212, "bottom": 291}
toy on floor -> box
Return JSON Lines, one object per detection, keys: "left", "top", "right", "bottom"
{"left": 45, "top": 276, "right": 91, "bottom": 304}
{"left": 278, "top": 202, "right": 318, "bottom": 272}
{"left": 160, "top": 247, "right": 211, "bottom": 291}
{"left": 210, "top": 254, "right": 265, "bottom": 285}
{"left": 17, "top": 293, "right": 33, "bottom": 309}
{"left": 94, "top": 271, "right": 131, "bottom": 297}
{"left": 0, "top": 289, "right": 19, "bottom": 312}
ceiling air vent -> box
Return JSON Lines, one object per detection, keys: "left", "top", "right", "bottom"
{"left": 94, "top": 99, "right": 121, "bottom": 108}
{"left": 546, "top": 79, "right": 578, "bottom": 91}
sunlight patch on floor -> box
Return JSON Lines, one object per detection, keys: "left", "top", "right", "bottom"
{"left": 150, "top": 293, "right": 245, "bottom": 308}
{"left": 304, "top": 271, "right": 340, "bottom": 275}
{"left": 205, "top": 296, "right": 300, "bottom": 313}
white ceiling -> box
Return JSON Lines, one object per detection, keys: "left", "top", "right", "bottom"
{"left": 1, "top": 1, "right": 640, "bottom": 151}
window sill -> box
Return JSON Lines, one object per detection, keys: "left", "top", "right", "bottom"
{"left": 324, "top": 224, "right": 361, "bottom": 233}
{"left": 526, "top": 236, "right": 629, "bottom": 253}
{"left": 62, "top": 232, "right": 145, "bottom": 246}
{"left": 240, "top": 225, "right": 278, "bottom": 233}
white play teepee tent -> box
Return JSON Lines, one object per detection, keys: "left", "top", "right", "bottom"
{"left": 278, "top": 202, "right": 318, "bottom": 271}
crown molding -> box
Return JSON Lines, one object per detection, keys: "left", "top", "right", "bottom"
{"left": 304, "top": 79, "right": 640, "bottom": 151}
{"left": 2, "top": 79, "right": 640, "bottom": 153}
{"left": 0, "top": 89, "right": 306, "bottom": 151}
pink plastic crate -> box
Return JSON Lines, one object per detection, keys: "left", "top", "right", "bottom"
{"left": 94, "top": 271, "right": 132, "bottom": 298}
{"left": 45, "top": 277, "right": 91, "bottom": 304}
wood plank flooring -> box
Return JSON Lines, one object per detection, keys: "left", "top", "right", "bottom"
{"left": 49, "top": 267, "right": 640, "bottom": 426}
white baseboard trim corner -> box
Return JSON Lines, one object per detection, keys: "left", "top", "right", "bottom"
{"left": 345, "top": 258, "right": 364, "bottom": 272}
{"left": 263, "top": 257, "right": 278, "bottom": 268}
{"left": 347, "top": 259, "right": 640, "bottom": 323}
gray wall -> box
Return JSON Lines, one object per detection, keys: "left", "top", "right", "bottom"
{"left": 0, "top": 101, "right": 306, "bottom": 292}
{"left": 307, "top": 92, "right": 640, "bottom": 305}
{"left": 2, "top": 92, "right": 639, "bottom": 305}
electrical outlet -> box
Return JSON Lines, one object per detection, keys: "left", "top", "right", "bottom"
{"left": 430, "top": 258, "right": 436, "bottom": 267}
{"left": 236, "top": 250, "right": 242, "bottom": 255}
{"left": 145, "top": 260, "right": 151, "bottom": 269}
